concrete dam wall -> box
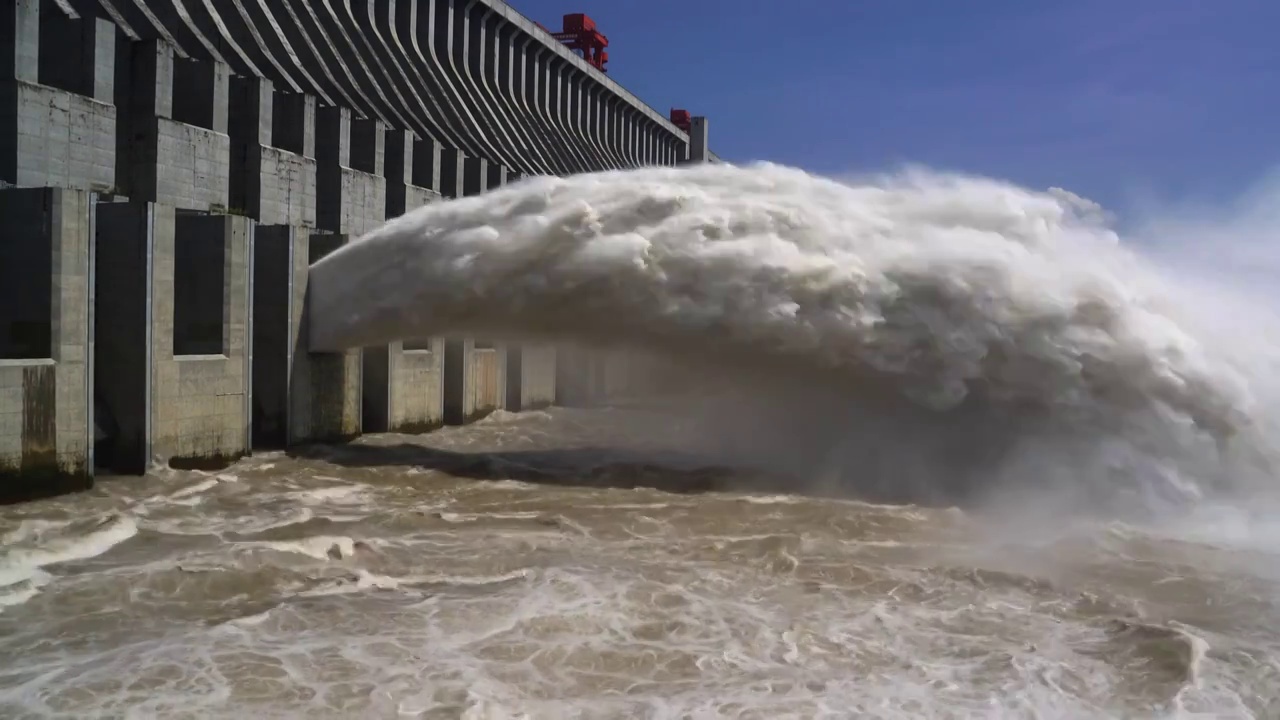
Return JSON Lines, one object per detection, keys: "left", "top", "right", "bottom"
{"left": 0, "top": 0, "right": 716, "bottom": 503}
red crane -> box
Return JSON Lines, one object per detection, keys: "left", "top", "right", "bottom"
{"left": 548, "top": 13, "right": 609, "bottom": 73}
{"left": 669, "top": 109, "right": 692, "bottom": 133}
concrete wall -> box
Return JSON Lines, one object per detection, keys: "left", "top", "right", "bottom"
{"left": 252, "top": 227, "right": 361, "bottom": 448}
{"left": 0, "top": 0, "right": 721, "bottom": 497}
{"left": 443, "top": 338, "right": 507, "bottom": 425}
{"left": 230, "top": 77, "right": 318, "bottom": 227}
{"left": 362, "top": 133, "right": 446, "bottom": 435}
{"left": 117, "top": 40, "right": 231, "bottom": 213}
{"left": 0, "top": 187, "right": 94, "bottom": 503}
{"left": 17, "top": 0, "right": 705, "bottom": 179}
{"left": 317, "top": 107, "right": 386, "bottom": 238}
{"left": 506, "top": 343, "right": 556, "bottom": 411}
{"left": 95, "top": 203, "right": 251, "bottom": 472}
{"left": 2, "top": 1, "right": 116, "bottom": 193}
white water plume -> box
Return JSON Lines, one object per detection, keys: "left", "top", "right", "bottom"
{"left": 308, "top": 162, "right": 1280, "bottom": 513}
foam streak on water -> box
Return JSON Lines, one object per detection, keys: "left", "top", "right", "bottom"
{"left": 0, "top": 409, "right": 1277, "bottom": 719}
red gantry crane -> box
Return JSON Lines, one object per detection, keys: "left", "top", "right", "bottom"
{"left": 669, "top": 109, "right": 692, "bottom": 133}
{"left": 543, "top": 13, "right": 610, "bottom": 72}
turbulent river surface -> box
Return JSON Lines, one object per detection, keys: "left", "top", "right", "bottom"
{"left": 7, "top": 162, "right": 1280, "bottom": 717}
{"left": 1, "top": 405, "right": 1278, "bottom": 719}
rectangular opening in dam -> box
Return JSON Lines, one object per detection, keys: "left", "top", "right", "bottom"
{"left": 404, "top": 339, "right": 434, "bottom": 352}
{"left": 411, "top": 138, "right": 436, "bottom": 189}
{"left": 0, "top": 190, "right": 53, "bottom": 360}
{"left": 37, "top": 1, "right": 91, "bottom": 97}
{"left": 272, "top": 89, "right": 307, "bottom": 155}
{"left": 172, "top": 58, "right": 217, "bottom": 131}
{"left": 440, "top": 151, "right": 461, "bottom": 198}
{"left": 172, "top": 212, "right": 228, "bottom": 356}
{"left": 350, "top": 120, "right": 378, "bottom": 175}
{"left": 94, "top": 201, "right": 151, "bottom": 474}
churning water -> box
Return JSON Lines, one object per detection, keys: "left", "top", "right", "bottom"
{"left": 3, "top": 163, "right": 1280, "bottom": 718}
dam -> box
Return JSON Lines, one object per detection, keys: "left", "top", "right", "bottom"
{"left": 0, "top": 0, "right": 717, "bottom": 503}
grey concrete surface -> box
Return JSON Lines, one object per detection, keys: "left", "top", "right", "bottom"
{"left": 252, "top": 226, "right": 361, "bottom": 449}
{"left": 117, "top": 39, "right": 232, "bottom": 212}
{"left": 95, "top": 202, "right": 251, "bottom": 472}
{"left": 0, "top": 187, "right": 94, "bottom": 503}
{"left": 1, "top": 0, "right": 721, "bottom": 495}
{"left": 2, "top": 1, "right": 116, "bottom": 193}
{"left": 230, "top": 76, "right": 318, "bottom": 227}
{"left": 317, "top": 106, "right": 387, "bottom": 237}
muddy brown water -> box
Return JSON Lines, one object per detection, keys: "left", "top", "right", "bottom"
{"left": 0, "top": 407, "right": 1277, "bottom": 719}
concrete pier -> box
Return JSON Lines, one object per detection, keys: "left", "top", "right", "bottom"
{"left": 0, "top": 188, "right": 95, "bottom": 502}
{"left": 94, "top": 202, "right": 252, "bottom": 472}
{"left": 252, "top": 228, "right": 361, "bottom": 448}
{"left": 1, "top": 0, "right": 718, "bottom": 499}
{"left": 362, "top": 133, "right": 447, "bottom": 434}
{"left": 509, "top": 344, "right": 558, "bottom": 411}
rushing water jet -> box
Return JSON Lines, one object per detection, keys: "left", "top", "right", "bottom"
{"left": 308, "top": 162, "right": 1277, "bottom": 512}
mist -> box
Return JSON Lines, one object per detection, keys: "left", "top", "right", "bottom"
{"left": 307, "top": 161, "right": 1280, "bottom": 519}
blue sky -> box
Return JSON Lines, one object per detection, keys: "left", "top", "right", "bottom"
{"left": 517, "top": 0, "right": 1279, "bottom": 215}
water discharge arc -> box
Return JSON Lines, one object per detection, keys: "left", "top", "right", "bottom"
{"left": 307, "top": 162, "right": 1280, "bottom": 514}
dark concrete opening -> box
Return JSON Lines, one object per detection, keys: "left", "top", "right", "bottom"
{"left": 506, "top": 345, "right": 523, "bottom": 411}
{"left": 361, "top": 345, "right": 389, "bottom": 434}
{"left": 411, "top": 138, "right": 437, "bottom": 189}
{"left": 250, "top": 225, "right": 292, "bottom": 449}
{"left": 474, "top": 340, "right": 496, "bottom": 350}
{"left": 440, "top": 149, "right": 460, "bottom": 198}
{"left": 94, "top": 202, "right": 150, "bottom": 474}
{"left": 463, "top": 156, "right": 483, "bottom": 196}
{"left": 466, "top": 4, "right": 483, "bottom": 76}
{"left": 0, "top": 190, "right": 53, "bottom": 360}
{"left": 299, "top": 233, "right": 356, "bottom": 443}
{"left": 494, "top": 21, "right": 511, "bottom": 88}
{"left": 449, "top": 2, "right": 466, "bottom": 66}
{"left": 172, "top": 212, "right": 228, "bottom": 356}
{"left": 272, "top": 89, "right": 307, "bottom": 155}
{"left": 36, "top": 1, "right": 91, "bottom": 96}
{"left": 404, "top": 339, "right": 433, "bottom": 351}
{"left": 442, "top": 339, "right": 465, "bottom": 425}
{"left": 350, "top": 119, "right": 378, "bottom": 174}
{"left": 227, "top": 75, "right": 261, "bottom": 218}
{"left": 486, "top": 162, "right": 503, "bottom": 190}
{"left": 171, "top": 58, "right": 217, "bottom": 130}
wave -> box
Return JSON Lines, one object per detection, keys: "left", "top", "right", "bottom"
{"left": 307, "top": 162, "right": 1280, "bottom": 513}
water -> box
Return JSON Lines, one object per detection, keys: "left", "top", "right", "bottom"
{"left": 1, "top": 407, "right": 1278, "bottom": 718}
{"left": 5, "top": 163, "right": 1280, "bottom": 717}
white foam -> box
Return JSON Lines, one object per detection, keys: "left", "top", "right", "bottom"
{"left": 251, "top": 535, "right": 358, "bottom": 561}
{"left": 0, "top": 514, "right": 138, "bottom": 604}
{"left": 306, "top": 162, "right": 1280, "bottom": 511}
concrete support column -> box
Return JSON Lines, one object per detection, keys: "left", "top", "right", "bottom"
{"left": 316, "top": 106, "right": 386, "bottom": 236}
{"left": 440, "top": 146, "right": 463, "bottom": 198}
{"left": 3, "top": 0, "right": 39, "bottom": 84}
{"left": 368, "top": 131, "right": 445, "bottom": 435}
{"left": 3, "top": 2, "right": 116, "bottom": 191}
{"left": 229, "top": 78, "right": 317, "bottom": 227}
{"left": 251, "top": 226, "right": 360, "bottom": 448}
{"left": 0, "top": 187, "right": 95, "bottom": 503}
{"left": 441, "top": 154, "right": 507, "bottom": 424}
{"left": 484, "top": 160, "right": 504, "bottom": 191}
{"left": 689, "top": 116, "right": 709, "bottom": 164}
{"left": 385, "top": 129, "right": 442, "bottom": 218}
{"left": 463, "top": 154, "right": 484, "bottom": 196}
{"left": 95, "top": 202, "right": 251, "bottom": 473}
{"left": 412, "top": 135, "right": 441, "bottom": 192}
{"left": 121, "top": 39, "right": 230, "bottom": 212}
